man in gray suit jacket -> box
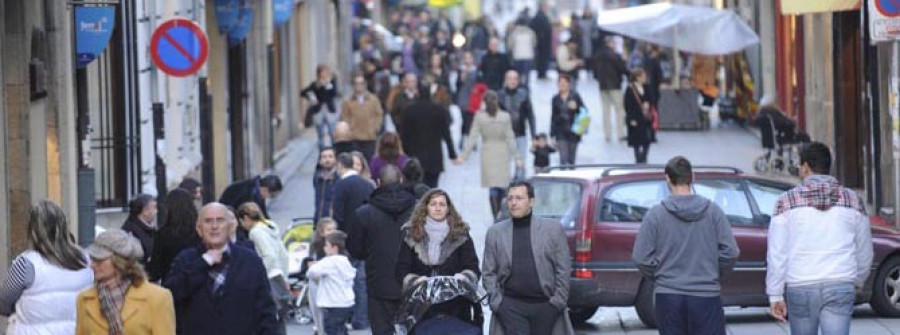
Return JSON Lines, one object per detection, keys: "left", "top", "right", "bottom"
{"left": 483, "top": 180, "right": 574, "bottom": 334}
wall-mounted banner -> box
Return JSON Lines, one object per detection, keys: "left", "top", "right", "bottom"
{"left": 228, "top": 3, "right": 253, "bottom": 45}
{"left": 214, "top": 0, "right": 241, "bottom": 34}
{"left": 75, "top": 6, "right": 116, "bottom": 68}
{"left": 273, "top": 0, "right": 292, "bottom": 27}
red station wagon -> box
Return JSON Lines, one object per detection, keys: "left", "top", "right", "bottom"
{"left": 510, "top": 164, "right": 900, "bottom": 327}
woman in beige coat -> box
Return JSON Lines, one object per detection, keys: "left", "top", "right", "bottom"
{"left": 454, "top": 90, "right": 521, "bottom": 217}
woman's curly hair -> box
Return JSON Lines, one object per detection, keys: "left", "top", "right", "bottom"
{"left": 406, "top": 188, "right": 469, "bottom": 243}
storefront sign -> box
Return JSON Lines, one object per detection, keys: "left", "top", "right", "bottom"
{"left": 781, "top": 0, "right": 860, "bottom": 15}
{"left": 273, "top": 0, "right": 292, "bottom": 27}
{"left": 75, "top": 6, "right": 116, "bottom": 68}
{"left": 428, "top": 0, "right": 463, "bottom": 8}
{"left": 871, "top": 0, "right": 900, "bottom": 42}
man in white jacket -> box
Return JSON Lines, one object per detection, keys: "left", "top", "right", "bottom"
{"left": 766, "top": 142, "right": 873, "bottom": 335}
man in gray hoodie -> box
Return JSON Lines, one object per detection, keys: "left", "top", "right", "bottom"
{"left": 632, "top": 156, "right": 740, "bottom": 334}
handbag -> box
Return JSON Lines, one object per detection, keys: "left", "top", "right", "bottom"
{"left": 570, "top": 106, "right": 591, "bottom": 136}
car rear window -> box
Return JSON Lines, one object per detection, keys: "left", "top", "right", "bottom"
{"left": 533, "top": 180, "right": 582, "bottom": 229}
{"left": 599, "top": 180, "right": 668, "bottom": 222}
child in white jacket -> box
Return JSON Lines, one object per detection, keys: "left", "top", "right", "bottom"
{"left": 306, "top": 230, "right": 356, "bottom": 335}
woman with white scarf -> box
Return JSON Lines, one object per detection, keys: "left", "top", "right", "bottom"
{"left": 396, "top": 189, "right": 481, "bottom": 334}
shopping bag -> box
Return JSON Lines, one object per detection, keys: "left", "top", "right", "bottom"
{"left": 570, "top": 106, "right": 591, "bottom": 136}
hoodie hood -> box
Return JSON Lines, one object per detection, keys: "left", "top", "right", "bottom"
{"left": 661, "top": 195, "right": 711, "bottom": 222}
{"left": 369, "top": 183, "right": 417, "bottom": 216}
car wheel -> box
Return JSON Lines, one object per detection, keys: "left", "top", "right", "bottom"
{"left": 871, "top": 256, "right": 900, "bottom": 317}
{"left": 568, "top": 305, "right": 600, "bottom": 326}
{"left": 635, "top": 279, "right": 657, "bottom": 328}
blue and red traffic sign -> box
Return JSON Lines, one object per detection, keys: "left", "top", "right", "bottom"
{"left": 150, "top": 18, "right": 209, "bottom": 77}
{"left": 876, "top": 0, "right": 900, "bottom": 18}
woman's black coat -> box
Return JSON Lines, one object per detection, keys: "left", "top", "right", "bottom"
{"left": 624, "top": 83, "right": 653, "bottom": 147}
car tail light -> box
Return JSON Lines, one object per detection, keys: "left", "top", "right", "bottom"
{"left": 574, "top": 227, "right": 593, "bottom": 278}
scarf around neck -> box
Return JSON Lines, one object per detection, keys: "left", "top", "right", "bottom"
{"left": 424, "top": 217, "right": 450, "bottom": 265}
{"left": 98, "top": 277, "right": 132, "bottom": 335}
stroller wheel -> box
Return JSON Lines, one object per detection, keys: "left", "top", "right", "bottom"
{"left": 754, "top": 156, "right": 769, "bottom": 173}
{"left": 769, "top": 157, "right": 786, "bottom": 173}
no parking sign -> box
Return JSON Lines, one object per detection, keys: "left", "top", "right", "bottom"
{"left": 870, "top": 0, "right": 900, "bottom": 42}
{"left": 150, "top": 18, "right": 209, "bottom": 77}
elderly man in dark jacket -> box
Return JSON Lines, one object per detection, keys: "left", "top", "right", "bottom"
{"left": 121, "top": 194, "right": 157, "bottom": 266}
{"left": 498, "top": 70, "right": 535, "bottom": 180}
{"left": 163, "top": 203, "right": 279, "bottom": 335}
{"left": 400, "top": 90, "right": 458, "bottom": 188}
{"left": 347, "top": 165, "right": 417, "bottom": 335}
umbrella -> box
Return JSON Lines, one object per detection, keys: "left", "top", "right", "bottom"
{"left": 596, "top": 3, "right": 760, "bottom": 55}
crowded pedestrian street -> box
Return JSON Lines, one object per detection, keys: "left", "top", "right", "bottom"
{"left": 4, "top": 1, "right": 900, "bottom": 335}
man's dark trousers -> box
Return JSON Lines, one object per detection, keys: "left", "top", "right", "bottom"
{"left": 654, "top": 293, "right": 726, "bottom": 335}
{"left": 368, "top": 297, "right": 400, "bottom": 335}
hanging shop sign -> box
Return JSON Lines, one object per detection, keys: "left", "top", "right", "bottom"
{"left": 75, "top": 6, "right": 116, "bottom": 68}
{"left": 781, "top": 0, "right": 860, "bottom": 15}
{"left": 214, "top": 0, "right": 241, "bottom": 34}
{"left": 273, "top": 0, "right": 292, "bottom": 27}
{"left": 228, "top": 3, "right": 254, "bottom": 45}
{"left": 150, "top": 18, "right": 209, "bottom": 77}
{"left": 428, "top": 0, "right": 463, "bottom": 8}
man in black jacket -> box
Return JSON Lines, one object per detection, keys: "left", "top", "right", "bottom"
{"left": 400, "top": 90, "right": 458, "bottom": 188}
{"left": 218, "top": 174, "right": 282, "bottom": 220}
{"left": 530, "top": 2, "right": 553, "bottom": 79}
{"left": 313, "top": 147, "right": 338, "bottom": 224}
{"left": 121, "top": 194, "right": 157, "bottom": 266}
{"left": 479, "top": 38, "right": 512, "bottom": 91}
{"left": 348, "top": 165, "right": 417, "bottom": 335}
{"left": 331, "top": 152, "right": 375, "bottom": 329}
{"left": 498, "top": 70, "right": 535, "bottom": 180}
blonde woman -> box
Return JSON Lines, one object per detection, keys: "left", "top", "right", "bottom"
{"left": 76, "top": 229, "right": 175, "bottom": 334}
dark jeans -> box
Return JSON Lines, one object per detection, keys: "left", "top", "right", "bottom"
{"left": 355, "top": 140, "right": 376, "bottom": 162}
{"left": 536, "top": 52, "right": 550, "bottom": 78}
{"left": 633, "top": 143, "right": 650, "bottom": 164}
{"left": 557, "top": 139, "right": 578, "bottom": 166}
{"left": 352, "top": 260, "right": 369, "bottom": 329}
{"left": 424, "top": 172, "right": 441, "bottom": 188}
{"left": 324, "top": 307, "right": 354, "bottom": 335}
{"left": 368, "top": 297, "right": 400, "bottom": 335}
{"left": 460, "top": 112, "right": 474, "bottom": 148}
{"left": 514, "top": 59, "right": 535, "bottom": 85}
{"left": 495, "top": 297, "right": 559, "bottom": 334}
{"left": 654, "top": 293, "right": 726, "bottom": 335}
{"left": 489, "top": 187, "right": 507, "bottom": 218}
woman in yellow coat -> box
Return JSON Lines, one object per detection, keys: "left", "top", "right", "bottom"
{"left": 76, "top": 229, "right": 175, "bottom": 334}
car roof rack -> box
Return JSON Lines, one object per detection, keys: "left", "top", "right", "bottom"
{"left": 543, "top": 164, "right": 742, "bottom": 176}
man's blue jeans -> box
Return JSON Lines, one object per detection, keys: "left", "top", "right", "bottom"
{"left": 785, "top": 282, "right": 855, "bottom": 335}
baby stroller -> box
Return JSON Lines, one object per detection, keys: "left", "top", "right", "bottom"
{"left": 281, "top": 218, "right": 315, "bottom": 324}
{"left": 752, "top": 106, "right": 810, "bottom": 176}
{"left": 394, "top": 276, "right": 487, "bottom": 335}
